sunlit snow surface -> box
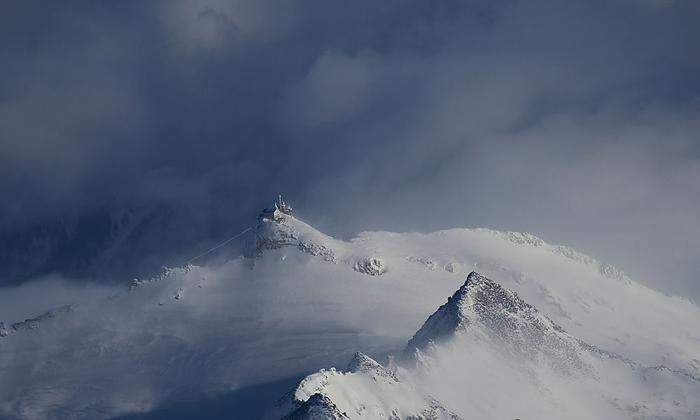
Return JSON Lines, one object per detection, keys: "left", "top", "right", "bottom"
{"left": 1, "top": 213, "right": 699, "bottom": 419}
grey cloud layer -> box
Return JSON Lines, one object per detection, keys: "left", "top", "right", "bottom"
{"left": 1, "top": 0, "right": 699, "bottom": 298}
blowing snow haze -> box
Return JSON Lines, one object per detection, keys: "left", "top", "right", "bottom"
{"left": 1, "top": 1, "right": 700, "bottom": 417}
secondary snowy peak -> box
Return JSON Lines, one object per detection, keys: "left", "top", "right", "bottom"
{"left": 405, "top": 272, "right": 589, "bottom": 372}
{"left": 266, "top": 353, "right": 461, "bottom": 420}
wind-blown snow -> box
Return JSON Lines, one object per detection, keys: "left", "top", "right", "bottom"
{"left": 1, "top": 211, "right": 698, "bottom": 419}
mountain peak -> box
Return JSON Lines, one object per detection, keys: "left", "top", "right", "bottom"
{"left": 405, "top": 271, "right": 590, "bottom": 373}
{"left": 404, "top": 271, "right": 486, "bottom": 352}
{"left": 449, "top": 271, "right": 487, "bottom": 305}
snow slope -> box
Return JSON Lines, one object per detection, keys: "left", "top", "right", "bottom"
{"left": 1, "top": 210, "right": 698, "bottom": 418}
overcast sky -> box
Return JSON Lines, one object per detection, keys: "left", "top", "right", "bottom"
{"left": 1, "top": 0, "right": 699, "bottom": 301}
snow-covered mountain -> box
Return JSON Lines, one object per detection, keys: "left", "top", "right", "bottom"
{"left": 1, "top": 205, "right": 699, "bottom": 419}
{"left": 270, "top": 272, "right": 698, "bottom": 419}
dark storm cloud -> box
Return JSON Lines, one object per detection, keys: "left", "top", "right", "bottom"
{"left": 1, "top": 1, "right": 699, "bottom": 300}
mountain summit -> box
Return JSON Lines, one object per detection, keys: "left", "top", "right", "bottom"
{"left": 252, "top": 198, "right": 388, "bottom": 275}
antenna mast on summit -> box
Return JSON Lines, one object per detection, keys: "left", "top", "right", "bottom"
{"left": 277, "top": 193, "right": 293, "bottom": 215}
